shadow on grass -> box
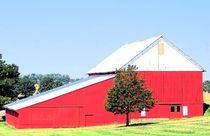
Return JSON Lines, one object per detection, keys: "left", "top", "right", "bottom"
{"left": 203, "top": 102, "right": 210, "bottom": 115}
{"left": 119, "top": 122, "right": 157, "bottom": 127}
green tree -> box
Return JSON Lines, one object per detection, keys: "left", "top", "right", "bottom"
{"left": 0, "top": 53, "right": 20, "bottom": 109}
{"left": 20, "top": 73, "right": 71, "bottom": 84}
{"left": 0, "top": 96, "right": 12, "bottom": 110}
{"left": 53, "top": 80, "right": 64, "bottom": 88}
{"left": 39, "top": 77, "right": 64, "bottom": 92}
{"left": 45, "top": 74, "right": 70, "bottom": 84}
{"left": 104, "top": 65, "right": 157, "bottom": 126}
{"left": 15, "top": 77, "right": 36, "bottom": 98}
{"left": 203, "top": 80, "right": 210, "bottom": 93}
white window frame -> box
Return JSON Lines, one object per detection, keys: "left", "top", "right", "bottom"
{"left": 183, "top": 106, "right": 188, "bottom": 116}
{"left": 141, "top": 108, "right": 146, "bottom": 117}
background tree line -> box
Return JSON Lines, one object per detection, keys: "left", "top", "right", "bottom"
{"left": 16, "top": 73, "right": 80, "bottom": 98}
{"left": 20, "top": 73, "right": 80, "bottom": 84}
{"left": 0, "top": 53, "right": 80, "bottom": 110}
{"left": 203, "top": 80, "right": 210, "bottom": 93}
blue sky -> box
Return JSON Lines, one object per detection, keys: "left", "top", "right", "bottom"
{"left": 0, "top": 0, "right": 209, "bottom": 80}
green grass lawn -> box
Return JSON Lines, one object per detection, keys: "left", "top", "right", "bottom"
{"left": 0, "top": 116, "right": 210, "bottom": 136}
{"left": 0, "top": 92, "right": 209, "bottom": 136}
{"left": 204, "top": 92, "right": 210, "bottom": 104}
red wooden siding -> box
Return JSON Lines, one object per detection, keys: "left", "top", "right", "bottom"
{"left": 139, "top": 71, "right": 203, "bottom": 105}
{"left": 6, "top": 71, "right": 203, "bottom": 129}
{"left": 6, "top": 110, "right": 19, "bottom": 128}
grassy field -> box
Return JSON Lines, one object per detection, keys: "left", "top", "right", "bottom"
{"left": 0, "top": 116, "right": 210, "bottom": 136}
{"left": 0, "top": 92, "right": 209, "bottom": 136}
{"left": 204, "top": 92, "right": 210, "bottom": 104}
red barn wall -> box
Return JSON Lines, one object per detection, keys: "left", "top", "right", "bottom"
{"left": 139, "top": 71, "right": 203, "bottom": 104}
{"left": 6, "top": 109, "right": 19, "bottom": 128}
{"left": 140, "top": 71, "right": 203, "bottom": 118}
{"left": 16, "top": 78, "right": 125, "bottom": 128}
{"left": 7, "top": 71, "right": 203, "bottom": 129}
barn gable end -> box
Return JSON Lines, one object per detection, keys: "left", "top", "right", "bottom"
{"left": 88, "top": 35, "right": 205, "bottom": 75}
{"left": 132, "top": 39, "right": 202, "bottom": 71}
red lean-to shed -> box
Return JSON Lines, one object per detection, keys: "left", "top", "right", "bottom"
{"left": 4, "top": 35, "right": 205, "bottom": 129}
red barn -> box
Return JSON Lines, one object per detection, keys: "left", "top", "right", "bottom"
{"left": 4, "top": 35, "right": 205, "bottom": 129}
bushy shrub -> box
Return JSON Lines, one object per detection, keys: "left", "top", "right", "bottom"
{"left": 0, "top": 96, "right": 11, "bottom": 110}
{"left": 204, "top": 106, "right": 210, "bottom": 116}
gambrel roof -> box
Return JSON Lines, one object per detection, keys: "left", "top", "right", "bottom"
{"left": 87, "top": 35, "right": 205, "bottom": 74}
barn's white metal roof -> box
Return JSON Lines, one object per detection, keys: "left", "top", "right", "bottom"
{"left": 4, "top": 74, "right": 115, "bottom": 111}
{"left": 87, "top": 35, "right": 205, "bottom": 74}
{"left": 88, "top": 35, "right": 161, "bottom": 74}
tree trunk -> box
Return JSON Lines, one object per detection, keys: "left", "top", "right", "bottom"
{"left": 126, "top": 112, "right": 129, "bottom": 126}
{"left": 126, "top": 106, "right": 130, "bottom": 126}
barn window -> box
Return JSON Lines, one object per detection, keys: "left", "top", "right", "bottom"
{"left": 170, "top": 106, "right": 175, "bottom": 112}
{"left": 158, "top": 43, "right": 164, "bottom": 55}
{"left": 141, "top": 108, "right": 146, "bottom": 117}
{"left": 177, "top": 106, "right": 180, "bottom": 112}
{"left": 183, "top": 106, "right": 188, "bottom": 116}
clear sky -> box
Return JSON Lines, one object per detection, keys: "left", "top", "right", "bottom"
{"left": 0, "top": 0, "right": 209, "bottom": 80}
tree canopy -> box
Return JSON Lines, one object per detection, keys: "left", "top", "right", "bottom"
{"left": 0, "top": 53, "right": 20, "bottom": 109}
{"left": 104, "top": 65, "right": 157, "bottom": 126}
{"left": 0, "top": 62, "right": 20, "bottom": 97}
{"left": 15, "top": 77, "right": 35, "bottom": 98}
{"left": 39, "top": 76, "right": 64, "bottom": 93}
{"left": 203, "top": 80, "right": 210, "bottom": 93}
{"left": 20, "top": 73, "right": 71, "bottom": 84}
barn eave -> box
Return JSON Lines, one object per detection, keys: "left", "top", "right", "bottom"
{"left": 3, "top": 74, "right": 115, "bottom": 111}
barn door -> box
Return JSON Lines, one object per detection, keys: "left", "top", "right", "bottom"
{"left": 30, "top": 106, "right": 81, "bottom": 128}
{"left": 56, "top": 107, "right": 81, "bottom": 128}
{"left": 169, "top": 105, "right": 182, "bottom": 119}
